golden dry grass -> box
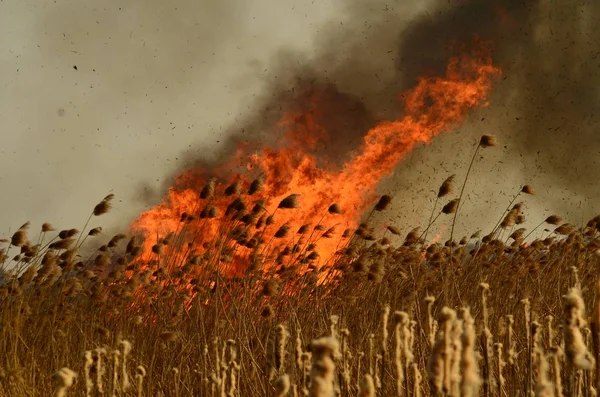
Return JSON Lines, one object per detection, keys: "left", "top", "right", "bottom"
{"left": 2, "top": 146, "right": 600, "bottom": 397}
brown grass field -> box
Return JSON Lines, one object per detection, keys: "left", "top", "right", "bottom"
{"left": 1, "top": 135, "right": 599, "bottom": 397}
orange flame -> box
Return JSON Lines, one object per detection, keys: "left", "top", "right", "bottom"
{"left": 129, "top": 45, "right": 501, "bottom": 274}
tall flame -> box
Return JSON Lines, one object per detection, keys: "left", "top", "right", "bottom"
{"left": 129, "top": 45, "right": 501, "bottom": 273}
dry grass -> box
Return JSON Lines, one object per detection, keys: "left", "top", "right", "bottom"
{"left": 2, "top": 144, "right": 600, "bottom": 396}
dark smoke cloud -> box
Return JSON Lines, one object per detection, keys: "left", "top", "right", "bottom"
{"left": 397, "top": 0, "right": 600, "bottom": 195}
{"left": 391, "top": 0, "right": 600, "bottom": 228}
{"left": 166, "top": 0, "right": 600, "bottom": 232}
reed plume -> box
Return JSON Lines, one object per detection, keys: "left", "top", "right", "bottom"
{"left": 374, "top": 195, "right": 392, "bottom": 211}
{"left": 308, "top": 337, "right": 339, "bottom": 397}
{"left": 564, "top": 287, "right": 595, "bottom": 370}
{"left": 358, "top": 374, "right": 375, "bottom": 397}
{"left": 53, "top": 368, "right": 76, "bottom": 397}
{"left": 275, "top": 374, "right": 291, "bottom": 396}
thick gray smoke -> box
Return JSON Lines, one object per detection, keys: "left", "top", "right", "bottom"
{"left": 396, "top": 0, "right": 600, "bottom": 196}
{"left": 2, "top": 0, "right": 599, "bottom": 241}
{"left": 390, "top": 0, "right": 600, "bottom": 235}
{"left": 0, "top": 0, "right": 336, "bottom": 234}
{"left": 170, "top": 0, "right": 600, "bottom": 237}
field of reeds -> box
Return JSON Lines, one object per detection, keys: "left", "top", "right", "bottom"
{"left": 2, "top": 135, "right": 600, "bottom": 397}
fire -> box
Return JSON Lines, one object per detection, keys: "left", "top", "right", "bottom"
{"left": 431, "top": 226, "right": 447, "bottom": 245}
{"left": 129, "top": 45, "right": 501, "bottom": 275}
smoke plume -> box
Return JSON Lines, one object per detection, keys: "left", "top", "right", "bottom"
{"left": 165, "top": 0, "right": 600, "bottom": 235}
{"left": 2, "top": 0, "right": 599, "bottom": 239}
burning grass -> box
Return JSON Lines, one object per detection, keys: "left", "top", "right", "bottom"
{"left": 129, "top": 46, "right": 500, "bottom": 270}
{"left": 2, "top": 149, "right": 600, "bottom": 396}
{"left": 0, "top": 44, "right": 596, "bottom": 397}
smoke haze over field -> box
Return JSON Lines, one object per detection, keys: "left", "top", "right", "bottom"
{"left": 0, "top": 0, "right": 341, "bottom": 233}
{"left": 1, "top": 0, "right": 599, "bottom": 241}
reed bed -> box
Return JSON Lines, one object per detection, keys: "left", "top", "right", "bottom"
{"left": 1, "top": 137, "right": 600, "bottom": 396}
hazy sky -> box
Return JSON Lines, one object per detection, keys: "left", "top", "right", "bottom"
{"left": 1, "top": 0, "right": 599, "bottom": 242}
{"left": 0, "top": 0, "right": 346, "bottom": 233}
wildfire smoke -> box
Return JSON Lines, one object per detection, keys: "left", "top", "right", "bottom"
{"left": 129, "top": 43, "right": 500, "bottom": 274}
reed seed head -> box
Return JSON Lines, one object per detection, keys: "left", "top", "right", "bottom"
{"left": 224, "top": 180, "right": 241, "bottom": 196}
{"left": 208, "top": 205, "right": 219, "bottom": 218}
{"left": 521, "top": 185, "right": 535, "bottom": 195}
{"left": 261, "top": 305, "right": 275, "bottom": 319}
{"left": 93, "top": 196, "right": 113, "bottom": 216}
{"left": 375, "top": 195, "right": 392, "bottom": 211}
{"left": 297, "top": 224, "right": 310, "bottom": 235}
{"left": 328, "top": 203, "right": 342, "bottom": 214}
{"left": 200, "top": 179, "right": 216, "bottom": 199}
{"left": 274, "top": 374, "right": 291, "bottom": 396}
{"left": 275, "top": 225, "right": 290, "bottom": 238}
{"left": 479, "top": 135, "right": 497, "bottom": 148}
{"left": 438, "top": 174, "right": 455, "bottom": 198}
{"left": 151, "top": 243, "right": 164, "bottom": 255}
{"left": 442, "top": 199, "right": 459, "bottom": 214}
{"left": 49, "top": 238, "right": 74, "bottom": 251}
{"left": 278, "top": 194, "right": 300, "bottom": 209}
{"left": 555, "top": 223, "right": 575, "bottom": 235}
{"left": 545, "top": 215, "right": 562, "bottom": 225}
{"left": 88, "top": 227, "right": 102, "bottom": 236}
{"left": 11, "top": 230, "right": 27, "bottom": 247}
{"left": 42, "top": 223, "right": 55, "bottom": 232}
{"left": 387, "top": 225, "right": 401, "bottom": 235}
{"left": 54, "top": 367, "right": 77, "bottom": 397}
{"left": 358, "top": 374, "right": 375, "bottom": 397}
{"left": 248, "top": 177, "right": 264, "bottom": 195}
